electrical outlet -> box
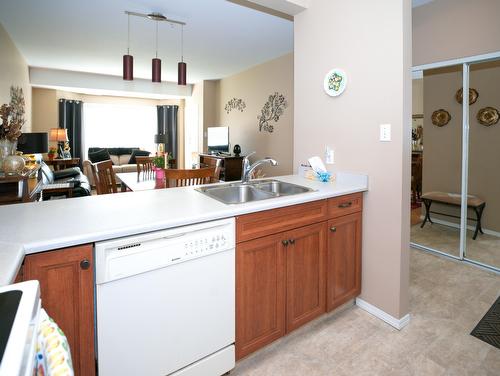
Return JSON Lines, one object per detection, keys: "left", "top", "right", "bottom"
{"left": 380, "top": 124, "right": 391, "bottom": 142}
{"left": 325, "top": 147, "right": 335, "bottom": 164}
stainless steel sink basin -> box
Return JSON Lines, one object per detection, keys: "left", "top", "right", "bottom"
{"left": 196, "top": 184, "right": 275, "bottom": 204}
{"left": 196, "top": 179, "right": 314, "bottom": 204}
{"left": 252, "top": 180, "right": 313, "bottom": 196}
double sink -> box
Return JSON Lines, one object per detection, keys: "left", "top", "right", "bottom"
{"left": 196, "top": 179, "right": 315, "bottom": 204}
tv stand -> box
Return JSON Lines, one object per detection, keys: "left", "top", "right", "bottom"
{"left": 199, "top": 153, "right": 243, "bottom": 182}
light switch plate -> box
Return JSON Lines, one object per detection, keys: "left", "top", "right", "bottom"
{"left": 380, "top": 124, "right": 391, "bottom": 142}
{"left": 325, "top": 147, "right": 335, "bottom": 164}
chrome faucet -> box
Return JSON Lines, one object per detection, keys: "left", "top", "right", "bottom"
{"left": 241, "top": 152, "right": 278, "bottom": 183}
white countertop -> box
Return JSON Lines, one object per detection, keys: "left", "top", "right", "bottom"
{"left": 0, "top": 173, "right": 368, "bottom": 286}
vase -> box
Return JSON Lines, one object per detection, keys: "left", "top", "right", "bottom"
{"left": 154, "top": 167, "right": 165, "bottom": 180}
{"left": 0, "top": 139, "right": 26, "bottom": 175}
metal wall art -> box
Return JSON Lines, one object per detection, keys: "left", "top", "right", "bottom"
{"left": 477, "top": 107, "right": 499, "bottom": 126}
{"left": 455, "top": 87, "right": 479, "bottom": 105}
{"left": 431, "top": 109, "right": 451, "bottom": 127}
{"left": 224, "top": 98, "right": 246, "bottom": 114}
{"left": 258, "top": 92, "right": 288, "bottom": 133}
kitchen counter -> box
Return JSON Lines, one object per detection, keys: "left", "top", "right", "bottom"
{"left": 0, "top": 173, "right": 368, "bottom": 285}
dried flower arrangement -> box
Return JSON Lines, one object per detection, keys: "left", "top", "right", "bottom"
{"left": 0, "top": 86, "right": 26, "bottom": 141}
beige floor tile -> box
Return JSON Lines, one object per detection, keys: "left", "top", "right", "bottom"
{"left": 232, "top": 249, "right": 500, "bottom": 375}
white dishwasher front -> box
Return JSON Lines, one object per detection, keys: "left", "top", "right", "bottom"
{"left": 95, "top": 218, "right": 235, "bottom": 376}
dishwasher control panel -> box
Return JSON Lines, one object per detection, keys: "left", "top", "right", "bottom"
{"left": 95, "top": 218, "right": 235, "bottom": 284}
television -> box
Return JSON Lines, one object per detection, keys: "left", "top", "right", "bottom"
{"left": 207, "top": 126, "right": 229, "bottom": 153}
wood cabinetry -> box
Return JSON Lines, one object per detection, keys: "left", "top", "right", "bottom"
{"left": 236, "top": 233, "right": 286, "bottom": 359}
{"left": 236, "top": 194, "right": 363, "bottom": 359}
{"left": 24, "top": 244, "right": 95, "bottom": 376}
{"left": 285, "top": 223, "right": 326, "bottom": 332}
{"left": 326, "top": 213, "right": 362, "bottom": 311}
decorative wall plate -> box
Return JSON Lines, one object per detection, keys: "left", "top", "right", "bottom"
{"left": 431, "top": 109, "right": 451, "bottom": 127}
{"left": 477, "top": 107, "right": 499, "bottom": 126}
{"left": 455, "top": 87, "right": 479, "bottom": 105}
{"left": 323, "top": 69, "right": 347, "bottom": 97}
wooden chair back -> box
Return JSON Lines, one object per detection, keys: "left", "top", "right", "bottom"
{"left": 136, "top": 156, "right": 155, "bottom": 175}
{"left": 94, "top": 160, "right": 118, "bottom": 195}
{"left": 164, "top": 167, "right": 215, "bottom": 188}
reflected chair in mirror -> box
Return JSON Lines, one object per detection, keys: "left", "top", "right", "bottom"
{"left": 94, "top": 160, "right": 118, "bottom": 195}
{"left": 136, "top": 156, "right": 155, "bottom": 177}
{"left": 164, "top": 167, "right": 216, "bottom": 188}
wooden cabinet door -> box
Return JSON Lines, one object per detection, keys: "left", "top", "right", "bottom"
{"left": 24, "top": 244, "right": 95, "bottom": 376}
{"left": 285, "top": 222, "right": 326, "bottom": 332}
{"left": 327, "top": 212, "right": 362, "bottom": 311}
{"left": 236, "top": 234, "right": 286, "bottom": 360}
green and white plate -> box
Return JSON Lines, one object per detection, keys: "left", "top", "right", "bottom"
{"left": 323, "top": 69, "right": 347, "bottom": 97}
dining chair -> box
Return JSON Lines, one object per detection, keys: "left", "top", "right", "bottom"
{"left": 164, "top": 167, "right": 216, "bottom": 188}
{"left": 94, "top": 160, "right": 118, "bottom": 195}
{"left": 136, "top": 156, "right": 155, "bottom": 176}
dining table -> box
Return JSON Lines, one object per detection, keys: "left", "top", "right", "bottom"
{"left": 117, "top": 164, "right": 213, "bottom": 192}
{"left": 117, "top": 171, "right": 166, "bottom": 192}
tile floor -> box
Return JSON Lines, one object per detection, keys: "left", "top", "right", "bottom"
{"left": 232, "top": 249, "right": 500, "bottom": 375}
{"left": 411, "top": 222, "right": 500, "bottom": 269}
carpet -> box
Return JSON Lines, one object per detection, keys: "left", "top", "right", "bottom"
{"left": 471, "top": 295, "right": 500, "bottom": 349}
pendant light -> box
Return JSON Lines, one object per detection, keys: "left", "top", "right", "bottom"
{"left": 178, "top": 24, "right": 187, "bottom": 86}
{"left": 123, "top": 13, "right": 133, "bottom": 80}
{"left": 152, "top": 19, "right": 161, "bottom": 83}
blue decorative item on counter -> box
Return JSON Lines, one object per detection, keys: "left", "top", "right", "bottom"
{"left": 317, "top": 171, "right": 332, "bottom": 182}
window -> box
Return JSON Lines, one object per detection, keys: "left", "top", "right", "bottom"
{"left": 82, "top": 102, "right": 157, "bottom": 159}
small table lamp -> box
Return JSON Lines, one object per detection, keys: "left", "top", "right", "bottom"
{"left": 49, "top": 128, "right": 69, "bottom": 158}
{"left": 154, "top": 134, "right": 167, "bottom": 154}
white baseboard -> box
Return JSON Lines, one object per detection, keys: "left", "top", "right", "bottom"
{"left": 355, "top": 298, "right": 410, "bottom": 330}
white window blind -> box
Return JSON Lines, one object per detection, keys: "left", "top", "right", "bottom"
{"left": 82, "top": 102, "right": 157, "bottom": 159}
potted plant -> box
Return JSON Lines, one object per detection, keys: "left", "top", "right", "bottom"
{"left": 152, "top": 154, "right": 166, "bottom": 180}
{"left": 48, "top": 146, "right": 58, "bottom": 160}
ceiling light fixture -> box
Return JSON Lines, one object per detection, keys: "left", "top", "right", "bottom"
{"left": 152, "top": 19, "right": 161, "bottom": 83}
{"left": 123, "top": 11, "right": 187, "bottom": 85}
{"left": 178, "top": 25, "right": 187, "bottom": 86}
{"left": 123, "top": 13, "right": 133, "bottom": 80}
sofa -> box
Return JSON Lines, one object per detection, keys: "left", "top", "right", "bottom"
{"left": 40, "top": 162, "right": 91, "bottom": 199}
{"left": 83, "top": 147, "right": 150, "bottom": 186}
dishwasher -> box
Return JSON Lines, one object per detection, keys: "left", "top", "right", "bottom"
{"left": 95, "top": 218, "right": 235, "bottom": 376}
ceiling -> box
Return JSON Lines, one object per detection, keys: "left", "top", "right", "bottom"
{"left": 0, "top": 0, "right": 293, "bottom": 84}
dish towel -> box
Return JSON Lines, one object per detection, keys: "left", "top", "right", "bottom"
{"left": 35, "top": 308, "right": 74, "bottom": 376}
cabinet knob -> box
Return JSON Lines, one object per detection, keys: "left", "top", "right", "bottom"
{"left": 282, "top": 240, "right": 289, "bottom": 246}
{"left": 330, "top": 227, "right": 337, "bottom": 233}
{"left": 80, "top": 259, "right": 90, "bottom": 270}
{"left": 338, "top": 202, "right": 352, "bottom": 208}
{"left": 289, "top": 239, "right": 295, "bottom": 245}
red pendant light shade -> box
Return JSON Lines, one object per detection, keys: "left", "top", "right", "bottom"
{"left": 152, "top": 58, "right": 161, "bottom": 82}
{"left": 178, "top": 62, "right": 187, "bottom": 85}
{"left": 123, "top": 54, "right": 133, "bottom": 80}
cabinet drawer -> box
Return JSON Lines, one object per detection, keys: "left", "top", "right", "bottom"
{"left": 236, "top": 200, "right": 328, "bottom": 243}
{"left": 327, "top": 193, "right": 363, "bottom": 218}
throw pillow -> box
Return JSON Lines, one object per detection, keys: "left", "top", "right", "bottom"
{"left": 88, "top": 149, "right": 112, "bottom": 164}
{"left": 128, "top": 150, "right": 151, "bottom": 164}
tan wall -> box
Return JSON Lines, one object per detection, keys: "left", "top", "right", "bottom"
{"left": 422, "top": 62, "right": 500, "bottom": 232}
{"left": 31, "top": 88, "right": 185, "bottom": 166}
{"left": 203, "top": 80, "right": 218, "bottom": 152}
{"left": 0, "top": 23, "right": 31, "bottom": 132}
{"left": 214, "top": 53, "right": 294, "bottom": 176}
{"left": 412, "top": 79, "right": 423, "bottom": 115}
{"left": 294, "top": 0, "right": 411, "bottom": 319}
{"left": 413, "top": 0, "right": 500, "bottom": 66}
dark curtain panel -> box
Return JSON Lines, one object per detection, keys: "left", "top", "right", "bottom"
{"left": 157, "top": 105, "right": 178, "bottom": 160}
{"left": 59, "top": 99, "right": 83, "bottom": 164}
